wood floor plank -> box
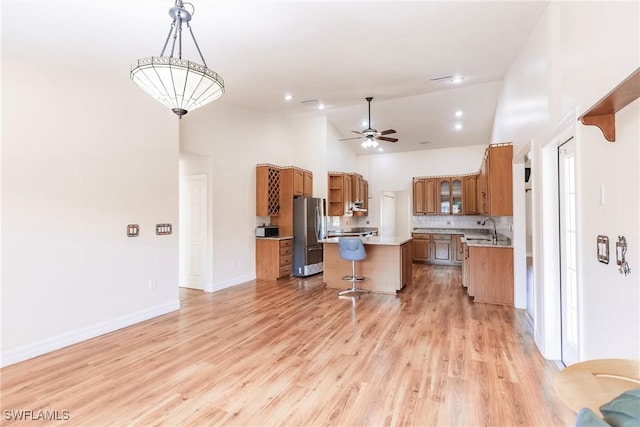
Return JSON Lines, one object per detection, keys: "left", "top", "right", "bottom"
{"left": 0, "top": 264, "right": 576, "bottom": 426}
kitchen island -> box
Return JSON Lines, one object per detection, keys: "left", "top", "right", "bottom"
{"left": 322, "top": 236, "right": 413, "bottom": 294}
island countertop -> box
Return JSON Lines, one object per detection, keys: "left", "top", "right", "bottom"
{"left": 321, "top": 235, "right": 413, "bottom": 246}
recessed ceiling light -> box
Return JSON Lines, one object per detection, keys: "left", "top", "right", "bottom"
{"left": 317, "top": 103, "right": 325, "bottom": 110}
{"left": 362, "top": 120, "right": 369, "bottom": 127}
{"left": 451, "top": 76, "right": 465, "bottom": 84}
{"left": 454, "top": 123, "right": 462, "bottom": 130}
{"left": 284, "top": 94, "right": 293, "bottom": 101}
{"left": 455, "top": 110, "right": 463, "bottom": 117}
{"left": 378, "top": 148, "right": 383, "bottom": 152}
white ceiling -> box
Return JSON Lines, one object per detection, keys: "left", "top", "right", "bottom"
{"left": 4, "top": 0, "right": 548, "bottom": 154}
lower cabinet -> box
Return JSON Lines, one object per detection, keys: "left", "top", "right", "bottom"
{"left": 256, "top": 238, "right": 293, "bottom": 280}
{"left": 468, "top": 246, "right": 513, "bottom": 305}
{"left": 411, "top": 233, "right": 462, "bottom": 266}
{"left": 401, "top": 240, "right": 413, "bottom": 289}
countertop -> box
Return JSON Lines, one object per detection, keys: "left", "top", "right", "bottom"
{"left": 412, "top": 227, "right": 488, "bottom": 235}
{"left": 255, "top": 236, "right": 293, "bottom": 241}
{"left": 321, "top": 235, "right": 413, "bottom": 246}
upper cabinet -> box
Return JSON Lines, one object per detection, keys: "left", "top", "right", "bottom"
{"left": 464, "top": 175, "right": 478, "bottom": 215}
{"left": 412, "top": 142, "right": 513, "bottom": 217}
{"left": 256, "top": 165, "right": 281, "bottom": 216}
{"left": 436, "top": 177, "right": 464, "bottom": 215}
{"left": 412, "top": 178, "right": 437, "bottom": 215}
{"left": 480, "top": 144, "right": 513, "bottom": 216}
{"left": 327, "top": 172, "right": 368, "bottom": 216}
{"left": 292, "top": 167, "right": 313, "bottom": 197}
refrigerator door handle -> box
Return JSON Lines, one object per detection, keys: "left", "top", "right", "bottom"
{"left": 314, "top": 205, "right": 320, "bottom": 240}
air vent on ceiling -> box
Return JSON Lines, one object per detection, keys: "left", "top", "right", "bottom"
{"left": 301, "top": 99, "right": 318, "bottom": 104}
{"left": 430, "top": 75, "right": 453, "bottom": 82}
{"left": 419, "top": 141, "right": 431, "bottom": 145}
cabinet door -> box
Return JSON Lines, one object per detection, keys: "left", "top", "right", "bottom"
{"left": 462, "top": 243, "right": 470, "bottom": 289}
{"left": 412, "top": 235, "right": 430, "bottom": 262}
{"left": 363, "top": 180, "right": 369, "bottom": 214}
{"left": 451, "top": 178, "right": 463, "bottom": 214}
{"left": 487, "top": 145, "right": 513, "bottom": 216}
{"left": 413, "top": 179, "right": 426, "bottom": 214}
{"left": 343, "top": 174, "right": 353, "bottom": 214}
{"left": 401, "top": 241, "right": 413, "bottom": 288}
{"left": 256, "top": 166, "right": 280, "bottom": 216}
{"left": 431, "top": 239, "right": 452, "bottom": 262}
{"left": 464, "top": 175, "right": 478, "bottom": 214}
{"left": 424, "top": 178, "right": 438, "bottom": 214}
{"left": 292, "top": 169, "right": 304, "bottom": 196}
{"left": 437, "top": 178, "right": 451, "bottom": 214}
{"left": 453, "top": 234, "right": 464, "bottom": 264}
{"left": 303, "top": 172, "right": 313, "bottom": 196}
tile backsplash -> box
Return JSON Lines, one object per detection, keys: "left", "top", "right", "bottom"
{"left": 412, "top": 215, "right": 513, "bottom": 237}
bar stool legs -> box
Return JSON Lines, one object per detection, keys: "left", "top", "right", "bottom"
{"left": 338, "top": 259, "right": 370, "bottom": 298}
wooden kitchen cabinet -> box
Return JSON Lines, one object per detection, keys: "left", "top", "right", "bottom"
{"left": 350, "top": 173, "right": 364, "bottom": 203}
{"left": 412, "top": 178, "right": 437, "bottom": 215}
{"left": 256, "top": 165, "right": 281, "bottom": 216}
{"left": 292, "top": 168, "right": 313, "bottom": 197}
{"left": 255, "top": 238, "right": 293, "bottom": 281}
{"left": 453, "top": 234, "right": 464, "bottom": 264}
{"left": 462, "top": 242, "right": 470, "bottom": 289}
{"left": 478, "top": 144, "right": 513, "bottom": 216}
{"left": 464, "top": 175, "right": 478, "bottom": 215}
{"left": 303, "top": 171, "right": 313, "bottom": 196}
{"left": 468, "top": 246, "right": 513, "bottom": 305}
{"left": 411, "top": 233, "right": 431, "bottom": 262}
{"left": 328, "top": 172, "right": 352, "bottom": 216}
{"left": 401, "top": 240, "right": 413, "bottom": 289}
{"left": 412, "top": 233, "right": 462, "bottom": 266}
{"left": 431, "top": 234, "right": 452, "bottom": 263}
{"left": 436, "top": 177, "right": 463, "bottom": 215}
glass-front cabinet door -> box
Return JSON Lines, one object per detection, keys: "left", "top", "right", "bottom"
{"left": 438, "top": 178, "right": 450, "bottom": 214}
{"left": 451, "top": 178, "right": 463, "bottom": 214}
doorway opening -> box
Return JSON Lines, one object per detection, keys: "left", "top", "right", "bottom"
{"left": 558, "top": 137, "right": 579, "bottom": 366}
{"left": 179, "top": 152, "right": 214, "bottom": 294}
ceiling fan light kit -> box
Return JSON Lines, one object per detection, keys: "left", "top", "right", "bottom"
{"left": 339, "top": 97, "right": 399, "bottom": 149}
{"left": 130, "top": 0, "right": 224, "bottom": 118}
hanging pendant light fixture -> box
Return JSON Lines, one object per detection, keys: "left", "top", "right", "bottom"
{"left": 130, "top": 0, "right": 224, "bottom": 118}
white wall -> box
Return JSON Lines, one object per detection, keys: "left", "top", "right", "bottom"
{"left": 327, "top": 121, "right": 359, "bottom": 174}
{"left": 1, "top": 58, "right": 179, "bottom": 366}
{"left": 179, "top": 104, "right": 328, "bottom": 291}
{"left": 492, "top": 1, "right": 640, "bottom": 360}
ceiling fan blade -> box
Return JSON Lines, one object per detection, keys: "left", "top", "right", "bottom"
{"left": 380, "top": 129, "right": 396, "bottom": 135}
{"left": 351, "top": 130, "right": 365, "bottom": 136}
{"left": 339, "top": 136, "right": 365, "bottom": 141}
{"left": 377, "top": 136, "right": 398, "bottom": 143}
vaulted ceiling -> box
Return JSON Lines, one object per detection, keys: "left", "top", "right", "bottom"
{"left": 4, "top": 1, "right": 548, "bottom": 153}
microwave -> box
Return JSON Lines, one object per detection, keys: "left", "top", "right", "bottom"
{"left": 256, "top": 225, "right": 279, "bottom": 237}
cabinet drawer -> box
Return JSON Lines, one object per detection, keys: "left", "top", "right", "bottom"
{"left": 279, "top": 239, "right": 293, "bottom": 247}
{"left": 432, "top": 234, "right": 451, "bottom": 240}
{"left": 280, "top": 254, "right": 293, "bottom": 267}
{"left": 411, "top": 233, "right": 431, "bottom": 240}
{"left": 279, "top": 265, "right": 293, "bottom": 277}
{"left": 280, "top": 245, "right": 293, "bottom": 256}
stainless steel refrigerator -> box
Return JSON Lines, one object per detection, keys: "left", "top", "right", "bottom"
{"left": 293, "top": 197, "right": 327, "bottom": 277}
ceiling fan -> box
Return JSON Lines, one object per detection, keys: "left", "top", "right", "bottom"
{"left": 339, "top": 97, "right": 398, "bottom": 148}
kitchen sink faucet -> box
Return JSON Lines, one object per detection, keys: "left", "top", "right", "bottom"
{"left": 481, "top": 217, "right": 498, "bottom": 244}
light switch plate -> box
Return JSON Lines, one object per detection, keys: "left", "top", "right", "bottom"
{"left": 156, "top": 223, "right": 172, "bottom": 235}
{"left": 127, "top": 224, "right": 139, "bottom": 237}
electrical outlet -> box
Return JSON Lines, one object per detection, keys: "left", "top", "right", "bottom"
{"left": 148, "top": 279, "right": 157, "bottom": 290}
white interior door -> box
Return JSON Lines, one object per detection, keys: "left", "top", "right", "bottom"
{"left": 179, "top": 174, "right": 207, "bottom": 290}
{"left": 380, "top": 192, "right": 396, "bottom": 237}
{"left": 558, "top": 138, "right": 579, "bottom": 365}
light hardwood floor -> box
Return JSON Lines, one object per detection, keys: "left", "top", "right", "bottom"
{"left": 1, "top": 264, "right": 576, "bottom": 426}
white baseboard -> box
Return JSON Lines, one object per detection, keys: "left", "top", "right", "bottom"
{"left": 204, "top": 274, "right": 256, "bottom": 293}
{"left": 0, "top": 300, "right": 180, "bottom": 368}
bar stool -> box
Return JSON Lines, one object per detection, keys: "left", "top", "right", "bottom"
{"left": 338, "top": 237, "right": 370, "bottom": 298}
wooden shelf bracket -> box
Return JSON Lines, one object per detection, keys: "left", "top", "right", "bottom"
{"left": 579, "top": 67, "right": 640, "bottom": 142}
